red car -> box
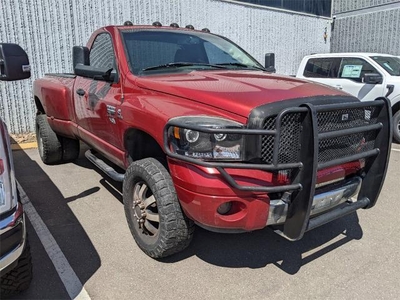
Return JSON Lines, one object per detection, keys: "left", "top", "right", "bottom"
{"left": 33, "top": 22, "right": 392, "bottom": 258}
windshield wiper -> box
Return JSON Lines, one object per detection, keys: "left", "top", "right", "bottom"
{"left": 215, "top": 63, "right": 266, "bottom": 71}
{"left": 142, "top": 62, "right": 227, "bottom": 72}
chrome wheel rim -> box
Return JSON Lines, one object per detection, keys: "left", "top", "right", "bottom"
{"left": 38, "top": 133, "right": 44, "bottom": 158}
{"left": 132, "top": 181, "right": 159, "bottom": 238}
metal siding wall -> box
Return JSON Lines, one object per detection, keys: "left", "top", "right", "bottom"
{"left": 0, "top": 0, "right": 329, "bottom": 134}
{"left": 333, "top": 0, "right": 399, "bottom": 13}
{"left": 331, "top": 7, "right": 400, "bottom": 55}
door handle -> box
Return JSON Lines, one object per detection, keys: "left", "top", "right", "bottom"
{"left": 335, "top": 85, "right": 343, "bottom": 90}
{"left": 76, "top": 88, "right": 86, "bottom": 96}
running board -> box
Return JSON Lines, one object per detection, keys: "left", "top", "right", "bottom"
{"left": 85, "top": 150, "right": 125, "bottom": 182}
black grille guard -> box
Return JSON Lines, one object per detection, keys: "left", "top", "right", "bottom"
{"left": 163, "top": 97, "right": 392, "bottom": 240}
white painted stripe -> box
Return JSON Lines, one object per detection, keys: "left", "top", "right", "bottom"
{"left": 392, "top": 148, "right": 400, "bottom": 152}
{"left": 17, "top": 181, "right": 91, "bottom": 300}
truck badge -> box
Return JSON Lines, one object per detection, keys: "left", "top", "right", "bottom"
{"left": 117, "top": 109, "right": 123, "bottom": 119}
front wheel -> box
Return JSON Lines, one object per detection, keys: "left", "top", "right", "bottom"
{"left": 123, "top": 158, "right": 194, "bottom": 258}
{"left": 393, "top": 110, "right": 400, "bottom": 143}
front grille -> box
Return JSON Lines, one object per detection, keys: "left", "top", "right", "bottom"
{"left": 317, "top": 107, "right": 378, "bottom": 133}
{"left": 261, "top": 113, "right": 303, "bottom": 164}
{"left": 260, "top": 106, "right": 379, "bottom": 165}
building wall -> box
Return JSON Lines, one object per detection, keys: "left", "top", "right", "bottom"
{"left": 0, "top": 0, "right": 331, "bottom": 134}
{"left": 331, "top": 0, "right": 400, "bottom": 54}
{"left": 333, "top": 0, "right": 399, "bottom": 13}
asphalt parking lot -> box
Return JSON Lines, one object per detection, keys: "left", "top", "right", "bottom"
{"left": 7, "top": 143, "right": 400, "bottom": 300}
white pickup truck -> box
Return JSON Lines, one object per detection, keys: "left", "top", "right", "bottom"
{"left": 296, "top": 53, "right": 400, "bottom": 142}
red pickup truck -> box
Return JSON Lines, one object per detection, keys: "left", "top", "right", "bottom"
{"left": 33, "top": 23, "right": 392, "bottom": 258}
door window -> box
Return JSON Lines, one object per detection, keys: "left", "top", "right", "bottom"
{"left": 90, "top": 33, "right": 115, "bottom": 70}
{"left": 339, "top": 58, "right": 379, "bottom": 83}
{"left": 303, "top": 57, "right": 341, "bottom": 78}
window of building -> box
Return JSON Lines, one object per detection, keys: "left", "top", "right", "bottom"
{"left": 232, "top": 0, "right": 332, "bottom": 17}
{"left": 90, "top": 33, "right": 115, "bottom": 70}
{"left": 303, "top": 57, "right": 341, "bottom": 78}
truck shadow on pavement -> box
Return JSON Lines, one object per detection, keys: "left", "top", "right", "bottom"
{"left": 9, "top": 144, "right": 101, "bottom": 300}
{"left": 164, "top": 214, "right": 363, "bottom": 274}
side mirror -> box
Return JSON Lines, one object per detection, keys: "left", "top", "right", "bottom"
{"left": 74, "top": 64, "right": 116, "bottom": 82}
{"left": 0, "top": 43, "right": 31, "bottom": 81}
{"left": 265, "top": 53, "right": 276, "bottom": 73}
{"left": 73, "top": 46, "right": 90, "bottom": 70}
{"left": 364, "top": 73, "right": 383, "bottom": 84}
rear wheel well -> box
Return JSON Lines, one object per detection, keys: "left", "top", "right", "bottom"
{"left": 34, "top": 96, "right": 45, "bottom": 114}
{"left": 124, "top": 129, "right": 166, "bottom": 165}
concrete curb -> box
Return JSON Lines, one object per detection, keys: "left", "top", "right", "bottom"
{"left": 11, "top": 142, "right": 38, "bottom": 151}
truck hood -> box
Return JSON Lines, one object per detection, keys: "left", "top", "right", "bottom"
{"left": 136, "top": 70, "right": 347, "bottom": 118}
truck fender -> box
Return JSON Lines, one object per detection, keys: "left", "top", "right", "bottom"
{"left": 390, "top": 94, "right": 400, "bottom": 115}
{"left": 123, "top": 128, "right": 166, "bottom": 167}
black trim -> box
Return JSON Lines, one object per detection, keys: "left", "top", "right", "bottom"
{"left": 386, "top": 84, "right": 395, "bottom": 98}
{"left": 45, "top": 73, "right": 76, "bottom": 78}
{"left": 85, "top": 150, "right": 125, "bottom": 182}
{"left": 0, "top": 206, "right": 16, "bottom": 221}
{"left": 358, "top": 97, "right": 392, "bottom": 208}
{"left": 0, "top": 223, "right": 23, "bottom": 258}
{"left": 282, "top": 103, "right": 318, "bottom": 240}
{"left": 247, "top": 95, "right": 359, "bottom": 128}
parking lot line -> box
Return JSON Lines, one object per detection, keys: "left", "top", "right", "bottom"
{"left": 392, "top": 148, "right": 400, "bottom": 152}
{"left": 17, "top": 181, "right": 91, "bottom": 300}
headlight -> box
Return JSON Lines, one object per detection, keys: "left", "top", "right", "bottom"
{"left": 167, "top": 116, "right": 244, "bottom": 161}
{"left": 0, "top": 122, "right": 18, "bottom": 214}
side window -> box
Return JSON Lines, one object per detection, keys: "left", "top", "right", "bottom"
{"left": 90, "top": 33, "right": 115, "bottom": 70}
{"left": 303, "top": 58, "right": 341, "bottom": 78}
{"left": 339, "top": 58, "right": 379, "bottom": 83}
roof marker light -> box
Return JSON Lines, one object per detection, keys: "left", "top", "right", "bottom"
{"left": 185, "top": 24, "right": 194, "bottom": 30}
{"left": 152, "top": 21, "right": 162, "bottom": 27}
{"left": 170, "top": 23, "right": 179, "bottom": 28}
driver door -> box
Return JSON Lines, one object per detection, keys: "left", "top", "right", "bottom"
{"left": 336, "top": 57, "right": 386, "bottom": 101}
{"left": 74, "top": 33, "right": 123, "bottom": 154}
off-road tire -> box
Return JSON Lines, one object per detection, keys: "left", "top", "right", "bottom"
{"left": 123, "top": 158, "right": 194, "bottom": 258}
{"left": 36, "top": 114, "right": 62, "bottom": 164}
{"left": 393, "top": 110, "right": 400, "bottom": 143}
{"left": 62, "top": 137, "right": 80, "bottom": 162}
{"left": 0, "top": 240, "right": 33, "bottom": 296}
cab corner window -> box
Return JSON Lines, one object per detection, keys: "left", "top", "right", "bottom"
{"left": 90, "top": 33, "right": 115, "bottom": 70}
{"left": 303, "top": 58, "right": 340, "bottom": 78}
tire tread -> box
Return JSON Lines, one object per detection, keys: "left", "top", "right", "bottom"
{"left": 123, "top": 158, "right": 194, "bottom": 258}
{"left": 0, "top": 241, "right": 33, "bottom": 296}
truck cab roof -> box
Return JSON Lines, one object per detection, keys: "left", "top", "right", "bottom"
{"left": 306, "top": 52, "right": 398, "bottom": 58}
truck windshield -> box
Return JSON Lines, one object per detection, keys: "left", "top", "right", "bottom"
{"left": 121, "top": 30, "right": 264, "bottom": 75}
{"left": 370, "top": 56, "right": 400, "bottom": 76}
